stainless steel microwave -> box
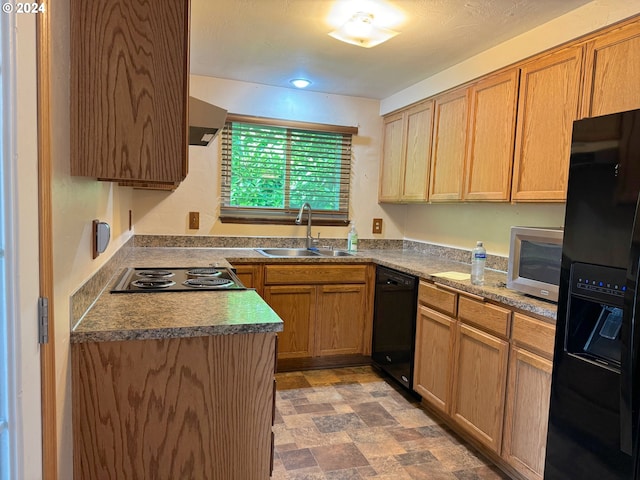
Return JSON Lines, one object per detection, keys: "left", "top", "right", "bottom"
{"left": 507, "top": 226, "right": 563, "bottom": 302}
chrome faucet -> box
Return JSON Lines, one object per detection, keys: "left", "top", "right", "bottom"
{"left": 295, "top": 202, "right": 316, "bottom": 249}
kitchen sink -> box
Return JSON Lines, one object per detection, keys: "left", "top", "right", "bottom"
{"left": 255, "top": 248, "right": 354, "bottom": 258}
{"left": 315, "top": 249, "right": 354, "bottom": 257}
{"left": 255, "top": 248, "right": 321, "bottom": 257}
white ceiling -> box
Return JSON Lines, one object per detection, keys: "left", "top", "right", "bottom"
{"left": 190, "top": 0, "right": 593, "bottom": 99}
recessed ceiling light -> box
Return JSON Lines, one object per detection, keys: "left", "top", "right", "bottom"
{"left": 290, "top": 78, "right": 312, "bottom": 89}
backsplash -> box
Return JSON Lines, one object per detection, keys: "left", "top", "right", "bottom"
{"left": 134, "top": 235, "right": 508, "bottom": 271}
{"left": 70, "top": 236, "right": 135, "bottom": 328}
{"left": 402, "top": 240, "right": 508, "bottom": 272}
{"left": 133, "top": 235, "right": 404, "bottom": 250}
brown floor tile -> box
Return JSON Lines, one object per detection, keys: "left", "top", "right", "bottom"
{"left": 430, "top": 444, "right": 489, "bottom": 471}
{"left": 278, "top": 373, "right": 313, "bottom": 390}
{"left": 283, "top": 413, "right": 318, "bottom": 429}
{"left": 313, "top": 412, "right": 367, "bottom": 433}
{"left": 405, "top": 463, "right": 459, "bottom": 479}
{"left": 395, "top": 450, "right": 438, "bottom": 466}
{"left": 324, "top": 467, "right": 365, "bottom": 479}
{"left": 311, "top": 443, "right": 370, "bottom": 471}
{"left": 291, "top": 426, "right": 352, "bottom": 448}
{"left": 388, "top": 427, "right": 425, "bottom": 443}
{"left": 454, "top": 465, "right": 510, "bottom": 479}
{"left": 294, "top": 402, "right": 336, "bottom": 414}
{"left": 279, "top": 448, "right": 318, "bottom": 470}
{"left": 274, "top": 367, "right": 508, "bottom": 480}
{"left": 352, "top": 401, "right": 398, "bottom": 427}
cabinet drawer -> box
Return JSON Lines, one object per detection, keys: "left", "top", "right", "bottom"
{"left": 512, "top": 313, "right": 556, "bottom": 359}
{"left": 418, "top": 281, "right": 457, "bottom": 316}
{"left": 458, "top": 295, "right": 511, "bottom": 338}
{"left": 264, "top": 265, "right": 367, "bottom": 285}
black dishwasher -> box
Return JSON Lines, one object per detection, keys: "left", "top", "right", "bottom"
{"left": 372, "top": 265, "right": 418, "bottom": 390}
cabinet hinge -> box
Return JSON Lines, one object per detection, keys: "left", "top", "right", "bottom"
{"left": 38, "top": 297, "right": 49, "bottom": 344}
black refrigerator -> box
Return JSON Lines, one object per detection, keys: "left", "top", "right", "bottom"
{"left": 545, "top": 108, "right": 640, "bottom": 479}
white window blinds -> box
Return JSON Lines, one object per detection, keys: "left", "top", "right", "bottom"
{"left": 220, "top": 116, "right": 356, "bottom": 225}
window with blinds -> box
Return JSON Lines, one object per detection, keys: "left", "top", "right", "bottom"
{"left": 220, "top": 116, "right": 356, "bottom": 224}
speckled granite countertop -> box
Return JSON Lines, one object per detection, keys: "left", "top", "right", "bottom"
{"left": 71, "top": 248, "right": 283, "bottom": 343}
{"left": 214, "top": 247, "right": 558, "bottom": 321}
{"left": 72, "top": 246, "right": 557, "bottom": 344}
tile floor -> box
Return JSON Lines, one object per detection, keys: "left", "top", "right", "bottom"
{"left": 272, "top": 366, "right": 510, "bottom": 480}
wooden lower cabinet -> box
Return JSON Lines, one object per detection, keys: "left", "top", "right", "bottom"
{"left": 413, "top": 304, "right": 455, "bottom": 414}
{"left": 413, "top": 280, "right": 557, "bottom": 479}
{"left": 502, "top": 347, "right": 552, "bottom": 480}
{"left": 502, "top": 312, "right": 555, "bottom": 480}
{"left": 265, "top": 283, "right": 368, "bottom": 358}
{"left": 316, "top": 284, "right": 367, "bottom": 356}
{"left": 264, "top": 285, "right": 316, "bottom": 359}
{"left": 233, "top": 263, "right": 262, "bottom": 292}
{"left": 451, "top": 322, "right": 509, "bottom": 453}
{"left": 262, "top": 264, "right": 373, "bottom": 364}
{"left": 72, "top": 333, "right": 277, "bottom": 480}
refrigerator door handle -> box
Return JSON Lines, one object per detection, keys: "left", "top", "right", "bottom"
{"left": 620, "top": 197, "right": 640, "bottom": 455}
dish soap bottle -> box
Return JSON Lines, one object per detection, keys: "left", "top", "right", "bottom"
{"left": 471, "top": 241, "right": 486, "bottom": 286}
{"left": 347, "top": 222, "right": 358, "bottom": 252}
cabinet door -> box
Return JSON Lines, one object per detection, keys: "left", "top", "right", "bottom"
{"left": 464, "top": 70, "right": 519, "bottom": 201}
{"left": 451, "top": 322, "right": 509, "bottom": 453}
{"left": 512, "top": 46, "right": 582, "bottom": 202}
{"left": 316, "top": 284, "right": 366, "bottom": 356}
{"left": 402, "top": 101, "right": 434, "bottom": 202}
{"left": 233, "top": 264, "right": 262, "bottom": 293}
{"left": 263, "top": 286, "right": 316, "bottom": 359}
{"left": 379, "top": 112, "right": 405, "bottom": 202}
{"left": 413, "top": 305, "right": 455, "bottom": 414}
{"left": 430, "top": 88, "right": 471, "bottom": 202}
{"left": 502, "top": 347, "right": 552, "bottom": 480}
{"left": 582, "top": 21, "right": 640, "bottom": 118}
{"left": 70, "top": 0, "right": 189, "bottom": 183}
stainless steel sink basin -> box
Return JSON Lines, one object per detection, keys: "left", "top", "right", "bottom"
{"left": 315, "top": 249, "right": 354, "bottom": 257}
{"left": 255, "top": 248, "right": 354, "bottom": 258}
{"left": 255, "top": 248, "right": 321, "bottom": 257}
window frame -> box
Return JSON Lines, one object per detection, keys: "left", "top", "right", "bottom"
{"left": 219, "top": 114, "right": 357, "bottom": 226}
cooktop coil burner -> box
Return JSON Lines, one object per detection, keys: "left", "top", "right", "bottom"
{"left": 186, "top": 268, "right": 223, "bottom": 277}
{"left": 131, "top": 278, "right": 176, "bottom": 289}
{"left": 111, "top": 267, "right": 246, "bottom": 293}
{"left": 136, "top": 269, "right": 175, "bottom": 278}
{"left": 183, "top": 278, "right": 233, "bottom": 288}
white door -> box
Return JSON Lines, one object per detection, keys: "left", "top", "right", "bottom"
{"left": 0, "top": 9, "right": 43, "bottom": 480}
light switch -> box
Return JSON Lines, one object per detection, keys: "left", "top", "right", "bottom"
{"left": 189, "top": 212, "right": 200, "bottom": 229}
{"left": 372, "top": 218, "right": 383, "bottom": 234}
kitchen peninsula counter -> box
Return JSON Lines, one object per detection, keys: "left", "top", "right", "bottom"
{"left": 71, "top": 247, "right": 283, "bottom": 343}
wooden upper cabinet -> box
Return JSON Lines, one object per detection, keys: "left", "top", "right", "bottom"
{"left": 402, "top": 101, "right": 434, "bottom": 201}
{"left": 70, "top": 0, "right": 190, "bottom": 184}
{"left": 511, "top": 46, "right": 583, "bottom": 202}
{"left": 582, "top": 21, "right": 640, "bottom": 118}
{"left": 379, "top": 112, "right": 405, "bottom": 202}
{"left": 464, "top": 70, "right": 520, "bottom": 201}
{"left": 379, "top": 101, "right": 434, "bottom": 203}
{"left": 430, "top": 87, "right": 471, "bottom": 202}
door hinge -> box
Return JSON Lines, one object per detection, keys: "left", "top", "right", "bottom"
{"left": 38, "top": 297, "right": 49, "bottom": 344}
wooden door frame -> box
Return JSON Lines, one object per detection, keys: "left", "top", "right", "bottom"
{"left": 36, "top": 1, "right": 57, "bottom": 478}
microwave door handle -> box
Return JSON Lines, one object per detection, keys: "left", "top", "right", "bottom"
{"left": 620, "top": 196, "right": 640, "bottom": 455}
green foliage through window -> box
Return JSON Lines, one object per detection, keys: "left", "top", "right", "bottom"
{"left": 220, "top": 119, "right": 353, "bottom": 223}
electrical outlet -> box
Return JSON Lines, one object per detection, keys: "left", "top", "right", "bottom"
{"left": 189, "top": 211, "right": 200, "bottom": 229}
{"left": 372, "top": 218, "right": 383, "bottom": 234}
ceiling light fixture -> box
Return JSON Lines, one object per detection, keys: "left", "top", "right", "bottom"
{"left": 290, "top": 78, "right": 312, "bottom": 89}
{"left": 329, "top": 11, "right": 398, "bottom": 48}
